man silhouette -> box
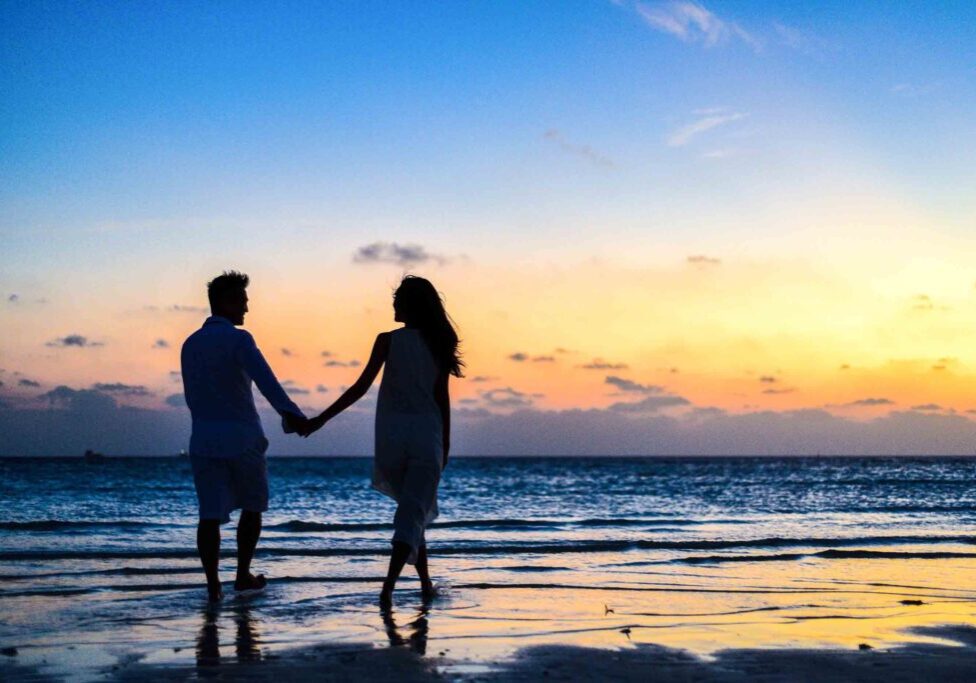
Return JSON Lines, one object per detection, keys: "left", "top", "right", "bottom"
{"left": 181, "top": 271, "right": 308, "bottom": 601}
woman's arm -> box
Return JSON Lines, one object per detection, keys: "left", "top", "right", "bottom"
{"left": 305, "top": 333, "right": 390, "bottom": 435}
{"left": 434, "top": 371, "right": 450, "bottom": 468}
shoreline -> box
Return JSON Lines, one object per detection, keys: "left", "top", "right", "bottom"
{"left": 5, "top": 623, "right": 970, "bottom": 682}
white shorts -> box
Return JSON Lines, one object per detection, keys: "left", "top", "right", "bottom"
{"left": 191, "top": 451, "right": 269, "bottom": 524}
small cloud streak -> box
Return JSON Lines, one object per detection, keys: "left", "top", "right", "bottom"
{"left": 18, "top": 379, "right": 41, "bottom": 388}
{"left": 324, "top": 359, "right": 361, "bottom": 368}
{"left": 687, "top": 254, "right": 721, "bottom": 266}
{"left": 92, "top": 382, "right": 152, "bottom": 397}
{"left": 605, "top": 376, "right": 664, "bottom": 394}
{"left": 353, "top": 242, "right": 446, "bottom": 267}
{"left": 667, "top": 110, "right": 746, "bottom": 147}
{"left": 152, "top": 339, "right": 169, "bottom": 349}
{"left": 46, "top": 335, "right": 103, "bottom": 348}
{"left": 635, "top": 2, "right": 760, "bottom": 51}
{"left": 609, "top": 393, "right": 690, "bottom": 413}
{"left": 543, "top": 129, "right": 615, "bottom": 168}
{"left": 581, "top": 359, "right": 629, "bottom": 370}
{"left": 481, "top": 387, "right": 534, "bottom": 409}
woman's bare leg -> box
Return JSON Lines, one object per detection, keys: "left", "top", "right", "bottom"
{"left": 380, "top": 541, "right": 412, "bottom": 608}
{"left": 415, "top": 543, "right": 435, "bottom": 599}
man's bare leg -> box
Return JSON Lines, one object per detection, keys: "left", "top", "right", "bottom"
{"left": 197, "top": 519, "right": 223, "bottom": 601}
{"left": 234, "top": 510, "right": 266, "bottom": 591}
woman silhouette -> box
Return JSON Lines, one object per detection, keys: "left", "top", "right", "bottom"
{"left": 307, "top": 276, "right": 462, "bottom": 606}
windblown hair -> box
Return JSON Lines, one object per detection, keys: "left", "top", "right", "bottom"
{"left": 207, "top": 270, "right": 250, "bottom": 309}
{"left": 395, "top": 276, "right": 464, "bottom": 377}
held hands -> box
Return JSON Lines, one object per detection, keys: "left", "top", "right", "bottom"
{"left": 300, "top": 413, "right": 328, "bottom": 438}
{"left": 283, "top": 412, "right": 328, "bottom": 438}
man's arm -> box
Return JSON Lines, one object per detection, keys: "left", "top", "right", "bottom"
{"left": 237, "top": 333, "right": 307, "bottom": 432}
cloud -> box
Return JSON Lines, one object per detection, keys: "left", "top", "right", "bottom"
{"left": 470, "top": 376, "right": 498, "bottom": 383}
{"left": 46, "top": 335, "right": 103, "bottom": 348}
{"left": 911, "top": 403, "right": 943, "bottom": 412}
{"left": 41, "top": 385, "right": 117, "bottom": 412}
{"left": 324, "top": 359, "right": 361, "bottom": 368}
{"left": 508, "top": 352, "right": 529, "bottom": 362}
{"left": 841, "top": 398, "right": 895, "bottom": 407}
{"left": 152, "top": 339, "right": 169, "bottom": 349}
{"left": 168, "top": 371, "right": 182, "bottom": 381}
{"left": 481, "top": 387, "right": 535, "bottom": 409}
{"left": 144, "top": 304, "right": 209, "bottom": 314}
{"left": 7, "top": 294, "right": 18, "bottom": 303}
{"left": 667, "top": 110, "right": 747, "bottom": 147}
{"left": 165, "top": 393, "right": 186, "bottom": 408}
{"left": 762, "top": 388, "right": 795, "bottom": 395}
{"left": 353, "top": 242, "right": 446, "bottom": 267}
{"left": 281, "top": 380, "right": 311, "bottom": 395}
{"left": 316, "top": 385, "right": 329, "bottom": 393}
{"left": 635, "top": 2, "right": 760, "bottom": 51}
{"left": 542, "top": 129, "right": 615, "bottom": 168}
{"left": 18, "top": 379, "right": 41, "bottom": 388}
{"left": 772, "top": 21, "right": 832, "bottom": 56}
{"left": 321, "top": 351, "right": 333, "bottom": 358}
{"left": 605, "top": 376, "right": 664, "bottom": 394}
{"left": 608, "top": 394, "right": 691, "bottom": 413}
{"left": 890, "top": 81, "right": 942, "bottom": 98}
{"left": 759, "top": 376, "right": 777, "bottom": 383}
{"left": 687, "top": 254, "right": 721, "bottom": 266}
{"left": 912, "top": 294, "right": 948, "bottom": 312}
{"left": 281, "top": 348, "right": 293, "bottom": 357}
{"left": 92, "top": 382, "right": 152, "bottom": 397}
{"left": 581, "top": 359, "right": 629, "bottom": 370}
{"left": 532, "top": 356, "right": 555, "bottom": 363}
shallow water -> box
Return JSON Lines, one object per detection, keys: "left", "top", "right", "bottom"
{"left": 2, "top": 456, "right": 975, "bottom": 680}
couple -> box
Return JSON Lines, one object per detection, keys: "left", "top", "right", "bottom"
{"left": 180, "top": 271, "right": 462, "bottom": 607}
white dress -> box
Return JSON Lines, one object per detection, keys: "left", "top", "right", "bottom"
{"left": 373, "top": 327, "right": 444, "bottom": 563}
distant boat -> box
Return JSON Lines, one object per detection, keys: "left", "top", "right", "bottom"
{"left": 83, "top": 449, "right": 105, "bottom": 462}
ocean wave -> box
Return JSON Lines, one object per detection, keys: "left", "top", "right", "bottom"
{"left": 2, "top": 533, "right": 974, "bottom": 562}
{"left": 265, "top": 517, "right": 715, "bottom": 533}
{"left": 679, "top": 549, "right": 976, "bottom": 564}
{"left": 0, "top": 520, "right": 168, "bottom": 531}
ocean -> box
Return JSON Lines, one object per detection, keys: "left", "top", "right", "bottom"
{"left": 2, "top": 456, "right": 976, "bottom": 679}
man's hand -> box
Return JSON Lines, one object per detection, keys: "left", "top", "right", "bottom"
{"left": 283, "top": 412, "right": 311, "bottom": 437}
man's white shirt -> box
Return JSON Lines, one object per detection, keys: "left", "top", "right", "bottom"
{"left": 181, "top": 316, "right": 304, "bottom": 458}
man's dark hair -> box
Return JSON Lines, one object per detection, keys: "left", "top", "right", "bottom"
{"left": 207, "top": 271, "right": 249, "bottom": 309}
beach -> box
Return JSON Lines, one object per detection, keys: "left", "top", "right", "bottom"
{"left": 2, "top": 456, "right": 975, "bottom": 681}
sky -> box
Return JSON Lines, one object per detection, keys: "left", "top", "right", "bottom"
{"left": 2, "top": 1, "right": 976, "bottom": 455}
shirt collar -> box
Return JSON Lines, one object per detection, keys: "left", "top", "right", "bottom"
{"left": 204, "top": 315, "right": 235, "bottom": 327}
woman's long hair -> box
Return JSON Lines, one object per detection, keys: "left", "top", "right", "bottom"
{"left": 394, "top": 276, "right": 464, "bottom": 377}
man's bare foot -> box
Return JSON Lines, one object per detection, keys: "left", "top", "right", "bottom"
{"left": 207, "top": 583, "right": 224, "bottom": 602}
{"left": 421, "top": 580, "right": 437, "bottom": 601}
{"left": 234, "top": 573, "right": 267, "bottom": 593}
{"left": 379, "top": 580, "right": 394, "bottom": 609}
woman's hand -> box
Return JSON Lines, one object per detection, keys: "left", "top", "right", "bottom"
{"left": 302, "top": 414, "right": 328, "bottom": 438}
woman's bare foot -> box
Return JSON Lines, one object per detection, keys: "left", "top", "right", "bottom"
{"left": 234, "top": 573, "right": 267, "bottom": 593}
{"left": 420, "top": 579, "right": 437, "bottom": 602}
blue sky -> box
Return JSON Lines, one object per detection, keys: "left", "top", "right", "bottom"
{"left": 3, "top": 1, "right": 976, "bottom": 454}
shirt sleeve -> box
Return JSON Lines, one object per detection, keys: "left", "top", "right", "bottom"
{"left": 236, "top": 333, "right": 305, "bottom": 420}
